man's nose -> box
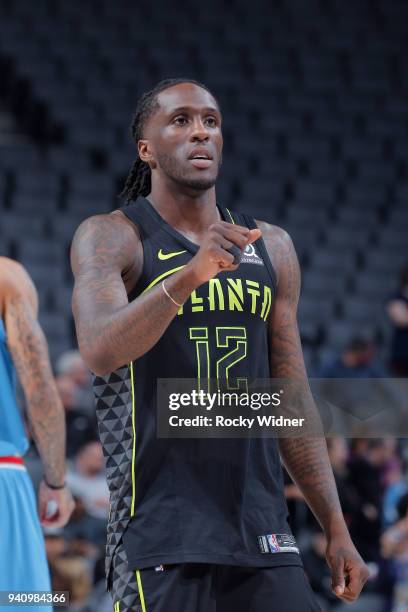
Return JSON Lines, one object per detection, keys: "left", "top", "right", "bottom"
{"left": 190, "top": 119, "right": 210, "bottom": 141}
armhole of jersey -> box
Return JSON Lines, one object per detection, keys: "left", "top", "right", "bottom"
{"left": 241, "top": 212, "right": 278, "bottom": 299}
{"left": 119, "top": 204, "right": 153, "bottom": 302}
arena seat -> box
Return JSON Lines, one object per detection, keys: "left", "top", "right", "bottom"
{"left": 0, "top": 0, "right": 406, "bottom": 362}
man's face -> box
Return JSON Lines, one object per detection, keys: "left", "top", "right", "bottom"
{"left": 140, "top": 83, "right": 223, "bottom": 192}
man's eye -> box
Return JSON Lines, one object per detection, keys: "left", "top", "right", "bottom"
{"left": 205, "top": 117, "right": 217, "bottom": 127}
{"left": 173, "top": 116, "right": 187, "bottom": 125}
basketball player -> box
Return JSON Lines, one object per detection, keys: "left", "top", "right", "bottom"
{"left": 71, "top": 79, "right": 369, "bottom": 611}
{"left": 0, "top": 258, "right": 74, "bottom": 610}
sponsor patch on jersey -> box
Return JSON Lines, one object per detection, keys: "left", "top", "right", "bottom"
{"left": 258, "top": 533, "right": 300, "bottom": 554}
{"left": 240, "top": 243, "right": 264, "bottom": 266}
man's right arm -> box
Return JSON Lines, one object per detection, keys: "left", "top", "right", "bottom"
{"left": 71, "top": 213, "right": 260, "bottom": 375}
{"left": 71, "top": 213, "right": 198, "bottom": 375}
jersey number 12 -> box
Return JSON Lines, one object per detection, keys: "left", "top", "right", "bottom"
{"left": 189, "top": 326, "right": 248, "bottom": 392}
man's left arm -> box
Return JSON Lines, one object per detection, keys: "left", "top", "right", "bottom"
{"left": 258, "top": 221, "right": 369, "bottom": 603}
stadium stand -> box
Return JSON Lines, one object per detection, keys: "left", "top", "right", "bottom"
{"left": 0, "top": 0, "right": 407, "bottom": 372}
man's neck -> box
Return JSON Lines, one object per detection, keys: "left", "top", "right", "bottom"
{"left": 148, "top": 183, "right": 220, "bottom": 234}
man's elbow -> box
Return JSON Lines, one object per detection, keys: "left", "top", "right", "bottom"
{"left": 78, "top": 341, "right": 114, "bottom": 377}
{"left": 75, "top": 317, "right": 115, "bottom": 376}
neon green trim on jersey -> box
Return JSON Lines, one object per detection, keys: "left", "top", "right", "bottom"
{"left": 136, "top": 570, "right": 147, "bottom": 612}
{"left": 130, "top": 361, "right": 136, "bottom": 517}
{"left": 141, "top": 265, "right": 186, "bottom": 294}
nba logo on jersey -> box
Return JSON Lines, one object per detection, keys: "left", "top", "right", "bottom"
{"left": 267, "top": 534, "right": 280, "bottom": 553}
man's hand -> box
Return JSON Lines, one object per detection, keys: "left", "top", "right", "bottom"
{"left": 38, "top": 480, "right": 75, "bottom": 528}
{"left": 187, "top": 221, "right": 261, "bottom": 285}
{"left": 326, "top": 532, "right": 370, "bottom": 603}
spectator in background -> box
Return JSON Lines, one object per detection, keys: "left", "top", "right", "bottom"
{"left": 51, "top": 556, "right": 93, "bottom": 611}
{"left": 44, "top": 530, "right": 68, "bottom": 565}
{"left": 65, "top": 440, "right": 109, "bottom": 546}
{"left": 348, "top": 439, "right": 389, "bottom": 562}
{"left": 44, "top": 524, "right": 104, "bottom": 609}
{"left": 381, "top": 492, "right": 408, "bottom": 612}
{"left": 318, "top": 336, "right": 386, "bottom": 379}
{"left": 67, "top": 441, "right": 109, "bottom": 520}
{"left": 55, "top": 350, "right": 93, "bottom": 412}
{"left": 316, "top": 338, "right": 394, "bottom": 434}
{"left": 386, "top": 264, "right": 408, "bottom": 377}
{"left": 55, "top": 350, "right": 97, "bottom": 459}
{"left": 326, "top": 437, "right": 360, "bottom": 529}
{"left": 383, "top": 454, "right": 407, "bottom": 529}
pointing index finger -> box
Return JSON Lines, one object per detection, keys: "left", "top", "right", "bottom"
{"left": 247, "top": 228, "right": 262, "bottom": 244}
{"left": 218, "top": 220, "right": 251, "bottom": 235}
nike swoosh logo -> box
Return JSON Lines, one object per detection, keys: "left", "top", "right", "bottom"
{"left": 158, "top": 248, "right": 187, "bottom": 261}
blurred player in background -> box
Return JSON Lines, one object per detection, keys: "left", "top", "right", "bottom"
{"left": 0, "top": 257, "right": 74, "bottom": 610}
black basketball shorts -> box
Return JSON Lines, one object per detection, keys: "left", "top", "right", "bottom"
{"left": 110, "top": 540, "right": 321, "bottom": 612}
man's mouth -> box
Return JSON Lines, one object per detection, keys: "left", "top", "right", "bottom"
{"left": 188, "top": 150, "right": 214, "bottom": 169}
{"left": 189, "top": 158, "right": 213, "bottom": 169}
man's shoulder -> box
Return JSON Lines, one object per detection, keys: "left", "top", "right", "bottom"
{"left": 0, "top": 257, "right": 34, "bottom": 295}
{"left": 0, "top": 258, "right": 37, "bottom": 315}
{"left": 0, "top": 256, "right": 26, "bottom": 277}
{"left": 73, "top": 210, "right": 138, "bottom": 238}
{"left": 254, "top": 219, "right": 291, "bottom": 242}
{"left": 72, "top": 210, "right": 141, "bottom": 247}
{"left": 246, "top": 217, "right": 297, "bottom": 261}
{"left": 70, "top": 211, "right": 142, "bottom": 276}
{"left": 228, "top": 208, "right": 292, "bottom": 245}
{"left": 238, "top": 216, "right": 300, "bottom": 289}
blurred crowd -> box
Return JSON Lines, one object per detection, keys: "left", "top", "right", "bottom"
{"left": 22, "top": 264, "right": 408, "bottom": 612}
{"left": 25, "top": 351, "right": 113, "bottom": 612}
{"left": 286, "top": 437, "right": 408, "bottom": 612}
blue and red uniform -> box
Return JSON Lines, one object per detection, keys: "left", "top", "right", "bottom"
{"left": 0, "top": 317, "right": 52, "bottom": 611}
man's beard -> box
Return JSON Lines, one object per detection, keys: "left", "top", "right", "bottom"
{"left": 156, "top": 151, "right": 221, "bottom": 191}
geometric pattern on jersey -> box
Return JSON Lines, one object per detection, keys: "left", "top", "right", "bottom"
{"left": 93, "top": 365, "right": 133, "bottom": 588}
{"left": 110, "top": 540, "right": 142, "bottom": 612}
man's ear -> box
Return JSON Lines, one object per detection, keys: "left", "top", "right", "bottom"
{"left": 138, "top": 140, "right": 157, "bottom": 169}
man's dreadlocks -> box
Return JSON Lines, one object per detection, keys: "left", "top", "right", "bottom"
{"left": 119, "top": 78, "right": 217, "bottom": 204}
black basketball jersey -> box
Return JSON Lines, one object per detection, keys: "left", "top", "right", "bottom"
{"left": 93, "top": 196, "right": 302, "bottom": 587}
